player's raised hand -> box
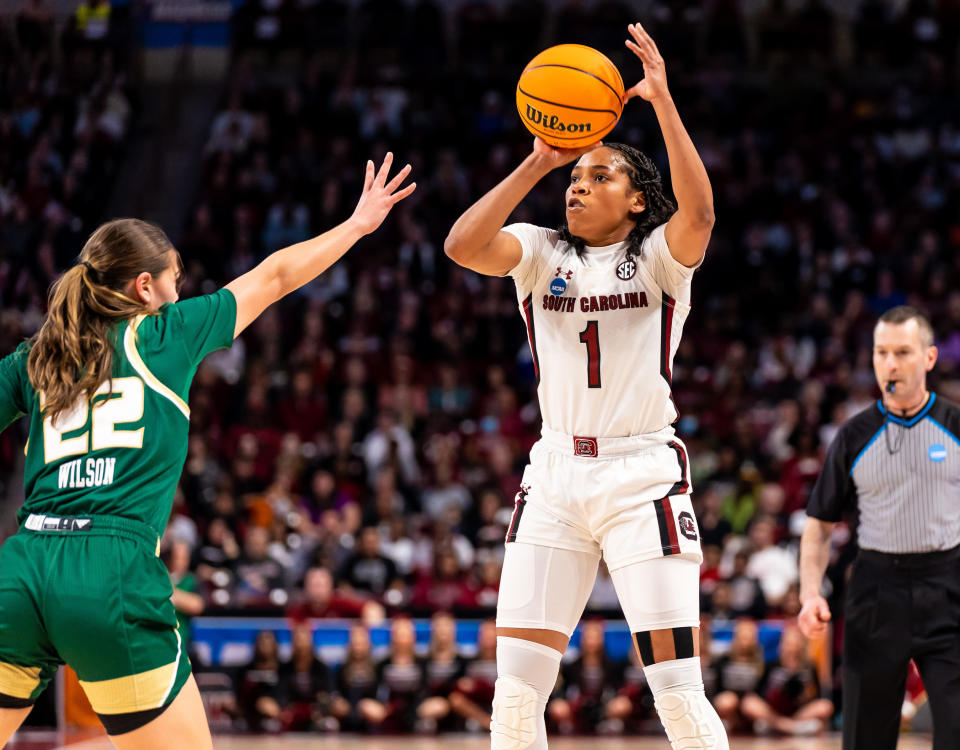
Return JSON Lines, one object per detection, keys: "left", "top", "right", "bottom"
{"left": 798, "top": 595, "right": 832, "bottom": 638}
{"left": 531, "top": 136, "right": 604, "bottom": 170}
{"left": 350, "top": 152, "right": 417, "bottom": 235}
{"left": 623, "top": 22, "right": 669, "bottom": 103}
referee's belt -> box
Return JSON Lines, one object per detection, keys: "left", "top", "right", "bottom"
{"left": 858, "top": 545, "right": 960, "bottom": 570}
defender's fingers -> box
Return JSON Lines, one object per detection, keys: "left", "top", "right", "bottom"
{"left": 385, "top": 164, "right": 412, "bottom": 193}
{"left": 375, "top": 151, "right": 394, "bottom": 185}
{"left": 362, "top": 159, "right": 375, "bottom": 192}
{"left": 390, "top": 182, "right": 417, "bottom": 203}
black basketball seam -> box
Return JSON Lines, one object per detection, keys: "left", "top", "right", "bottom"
{"left": 521, "top": 117, "right": 619, "bottom": 141}
{"left": 523, "top": 63, "right": 624, "bottom": 104}
{"left": 517, "top": 86, "right": 620, "bottom": 117}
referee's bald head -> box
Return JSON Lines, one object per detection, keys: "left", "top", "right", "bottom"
{"left": 875, "top": 306, "right": 934, "bottom": 348}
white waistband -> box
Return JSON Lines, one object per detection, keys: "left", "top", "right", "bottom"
{"left": 24, "top": 513, "right": 92, "bottom": 531}
{"left": 538, "top": 426, "right": 679, "bottom": 457}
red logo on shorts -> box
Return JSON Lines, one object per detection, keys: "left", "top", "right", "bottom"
{"left": 678, "top": 511, "right": 698, "bottom": 541}
{"left": 573, "top": 436, "right": 599, "bottom": 457}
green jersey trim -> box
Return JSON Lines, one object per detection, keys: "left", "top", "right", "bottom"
{"left": 123, "top": 316, "right": 190, "bottom": 420}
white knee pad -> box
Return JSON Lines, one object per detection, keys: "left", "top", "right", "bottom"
{"left": 490, "top": 637, "right": 561, "bottom": 750}
{"left": 645, "top": 657, "right": 729, "bottom": 750}
{"left": 491, "top": 676, "right": 540, "bottom": 750}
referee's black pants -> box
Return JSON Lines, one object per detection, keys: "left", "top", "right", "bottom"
{"left": 843, "top": 546, "right": 960, "bottom": 750}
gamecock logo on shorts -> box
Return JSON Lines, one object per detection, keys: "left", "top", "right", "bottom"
{"left": 677, "top": 511, "right": 698, "bottom": 541}
{"left": 573, "top": 436, "right": 599, "bottom": 457}
{"left": 616, "top": 259, "right": 636, "bottom": 280}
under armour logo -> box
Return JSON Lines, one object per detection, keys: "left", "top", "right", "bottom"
{"left": 555, "top": 267, "right": 573, "bottom": 280}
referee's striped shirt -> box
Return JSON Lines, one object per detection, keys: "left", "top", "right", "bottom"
{"left": 807, "top": 393, "right": 960, "bottom": 554}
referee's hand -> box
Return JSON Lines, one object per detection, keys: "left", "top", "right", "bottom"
{"left": 798, "top": 595, "right": 832, "bottom": 638}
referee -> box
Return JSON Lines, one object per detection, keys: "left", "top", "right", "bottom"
{"left": 799, "top": 305, "right": 960, "bottom": 750}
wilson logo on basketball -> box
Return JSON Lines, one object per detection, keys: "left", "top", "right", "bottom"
{"left": 524, "top": 104, "right": 593, "bottom": 135}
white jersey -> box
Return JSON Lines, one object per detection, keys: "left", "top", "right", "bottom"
{"left": 503, "top": 222, "right": 697, "bottom": 439}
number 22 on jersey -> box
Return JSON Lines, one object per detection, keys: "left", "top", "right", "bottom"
{"left": 42, "top": 376, "right": 145, "bottom": 463}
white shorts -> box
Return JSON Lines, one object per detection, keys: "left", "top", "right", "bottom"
{"left": 505, "top": 427, "right": 703, "bottom": 570}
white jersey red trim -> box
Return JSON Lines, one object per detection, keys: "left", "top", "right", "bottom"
{"left": 503, "top": 222, "right": 699, "bottom": 439}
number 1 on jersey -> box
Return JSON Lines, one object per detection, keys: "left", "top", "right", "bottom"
{"left": 579, "top": 321, "right": 601, "bottom": 388}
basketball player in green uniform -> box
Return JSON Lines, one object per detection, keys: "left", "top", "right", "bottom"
{"left": 0, "top": 154, "right": 415, "bottom": 749}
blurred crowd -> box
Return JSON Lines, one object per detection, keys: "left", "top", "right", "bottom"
{"left": 3, "top": 0, "right": 960, "bottom": 737}
{"left": 206, "top": 614, "right": 836, "bottom": 736}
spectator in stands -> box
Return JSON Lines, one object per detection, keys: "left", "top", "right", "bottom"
{"left": 726, "top": 548, "right": 769, "bottom": 619}
{"left": 606, "top": 646, "right": 656, "bottom": 735}
{"left": 362, "top": 409, "right": 421, "bottom": 487}
{"left": 745, "top": 515, "right": 798, "bottom": 609}
{"left": 417, "top": 611, "right": 466, "bottom": 732}
{"left": 741, "top": 624, "right": 834, "bottom": 736}
{"left": 194, "top": 516, "right": 241, "bottom": 604}
{"left": 236, "top": 630, "right": 283, "bottom": 732}
{"left": 461, "top": 554, "right": 500, "bottom": 611}
{"left": 286, "top": 566, "right": 383, "bottom": 623}
{"left": 410, "top": 548, "right": 471, "bottom": 613}
{"left": 235, "top": 525, "right": 290, "bottom": 607}
{"left": 449, "top": 619, "right": 498, "bottom": 732}
{"left": 331, "top": 622, "right": 380, "bottom": 732}
{"left": 73, "top": 0, "right": 110, "bottom": 42}
{"left": 337, "top": 525, "right": 404, "bottom": 601}
{"left": 548, "top": 619, "right": 624, "bottom": 735}
{"left": 422, "top": 461, "right": 472, "bottom": 521}
{"left": 369, "top": 617, "right": 426, "bottom": 733}
{"left": 15, "top": 0, "right": 54, "bottom": 58}
{"left": 277, "top": 622, "right": 335, "bottom": 731}
{"left": 713, "top": 618, "right": 767, "bottom": 731}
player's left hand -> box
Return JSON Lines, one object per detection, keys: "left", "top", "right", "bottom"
{"left": 623, "top": 22, "right": 669, "bottom": 103}
{"left": 349, "top": 152, "right": 417, "bottom": 235}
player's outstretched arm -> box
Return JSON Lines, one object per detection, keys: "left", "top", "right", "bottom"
{"left": 797, "top": 516, "right": 835, "bottom": 638}
{"left": 623, "top": 22, "right": 714, "bottom": 267}
{"left": 226, "top": 153, "right": 415, "bottom": 337}
{"left": 444, "top": 137, "right": 600, "bottom": 277}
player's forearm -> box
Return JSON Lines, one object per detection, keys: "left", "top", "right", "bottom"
{"left": 650, "top": 95, "right": 714, "bottom": 226}
{"left": 267, "top": 218, "right": 366, "bottom": 298}
{"left": 444, "top": 153, "right": 550, "bottom": 262}
{"left": 799, "top": 517, "right": 834, "bottom": 602}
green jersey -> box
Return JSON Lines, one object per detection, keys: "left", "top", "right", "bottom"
{"left": 0, "top": 289, "right": 236, "bottom": 536}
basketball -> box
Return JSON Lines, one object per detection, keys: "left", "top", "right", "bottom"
{"left": 516, "top": 44, "right": 625, "bottom": 148}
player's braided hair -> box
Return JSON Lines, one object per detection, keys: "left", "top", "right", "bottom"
{"left": 557, "top": 142, "right": 676, "bottom": 259}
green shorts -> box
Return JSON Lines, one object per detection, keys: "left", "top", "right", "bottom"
{"left": 0, "top": 514, "right": 191, "bottom": 734}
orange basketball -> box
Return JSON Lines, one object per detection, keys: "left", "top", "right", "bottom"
{"left": 516, "top": 44, "right": 625, "bottom": 148}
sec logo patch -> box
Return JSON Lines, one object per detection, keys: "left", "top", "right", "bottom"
{"left": 616, "top": 259, "right": 636, "bottom": 280}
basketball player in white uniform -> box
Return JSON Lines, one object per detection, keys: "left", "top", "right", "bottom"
{"left": 444, "top": 24, "right": 726, "bottom": 750}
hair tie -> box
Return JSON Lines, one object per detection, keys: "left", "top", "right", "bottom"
{"left": 78, "top": 260, "right": 100, "bottom": 281}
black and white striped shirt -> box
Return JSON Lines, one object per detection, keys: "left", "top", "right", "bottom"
{"left": 807, "top": 393, "right": 960, "bottom": 554}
